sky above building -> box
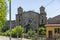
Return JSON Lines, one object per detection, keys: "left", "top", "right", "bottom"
{"left": 6, "top": 0, "right": 60, "bottom": 20}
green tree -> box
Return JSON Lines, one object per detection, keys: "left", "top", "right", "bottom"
{"left": 38, "top": 27, "right": 46, "bottom": 35}
{"left": 8, "top": 0, "right": 11, "bottom": 2}
{"left": 0, "top": 0, "right": 7, "bottom": 32}
{"left": 28, "top": 28, "right": 33, "bottom": 37}
{"left": 16, "top": 26, "right": 24, "bottom": 40}
{"left": 28, "top": 28, "right": 36, "bottom": 37}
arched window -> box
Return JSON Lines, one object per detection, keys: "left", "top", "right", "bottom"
{"left": 28, "top": 19, "right": 32, "bottom": 24}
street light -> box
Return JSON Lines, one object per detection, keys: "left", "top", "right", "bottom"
{"left": 9, "top": 0, "right": 12, "bottom": 40}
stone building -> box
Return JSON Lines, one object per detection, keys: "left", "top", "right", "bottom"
{"left": 16, "top": 6, "right": 47, "bottom": 30}
{"left": 5, "top": 6, "right": 47, "bottom": 31}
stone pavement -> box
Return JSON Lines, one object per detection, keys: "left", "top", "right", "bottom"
{"left": 0, "top": 36, "right": 29, "bottom": 40}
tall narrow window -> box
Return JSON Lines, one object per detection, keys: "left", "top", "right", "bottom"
{"left": 19, "top": 16, "right": 21, "bottom": 25}
{"left": 19, "top": 19, "right": 21, "bottom": 25}
{"left": 42, "top": 19, "right": 43, "bottom": 24}
{"left": 55, "top": 28, "right": 58, "bottom": 33}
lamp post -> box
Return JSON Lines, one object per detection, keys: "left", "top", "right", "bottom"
{"left": 9, "top": 0, "right": 11, "bottom": 40}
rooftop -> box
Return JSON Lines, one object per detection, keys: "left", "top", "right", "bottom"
{"left": 45, "top": 24, "right": 60, "bottom": 27}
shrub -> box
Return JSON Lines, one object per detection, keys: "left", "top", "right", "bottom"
{"left": 3, "top": 30, "right": 10, "bottom": 36}
{"left": 3, "top": 26, "right": 24, "bottom": 38}
{"left": 0, "top": 32, "right": 3, "bottom": 35}
{"left": 38, "top": 27, "right": 46, "bottom": 35}
{"left": 27, "top": 28, "right": 36, "bottom": 38}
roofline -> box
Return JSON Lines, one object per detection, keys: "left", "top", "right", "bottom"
{"left": 45, "top": 24, "right": 60, "bottom": 27}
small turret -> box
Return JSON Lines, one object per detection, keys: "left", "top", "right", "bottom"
{"left": 39, "top": 6, "right": 47, "bottom": 25}
{"left": 40, "top": 6, "right": 46, "bottom": 15}
{"left": 18, "top": 7, "right": 23, "bottom": 14}
{"left": 40, "top": 6, "right": 45, "bottom": 11}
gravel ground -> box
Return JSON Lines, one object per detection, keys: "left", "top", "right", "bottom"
{"left": 0, "top": 36, "right": 29, "bottom": 40}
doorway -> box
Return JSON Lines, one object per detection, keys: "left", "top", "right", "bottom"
{"left": 48, "top": 31, "right": 52, "bottom": 38}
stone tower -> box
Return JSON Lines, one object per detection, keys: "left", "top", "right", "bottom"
{"left": 40, "top": 6, "right": 47, "bottom": 25}
{"left": 18, "top": 7, "right": 23, "bottom": 14}
{"left": 16, "top": 7, "right": 23, "bottom": 26}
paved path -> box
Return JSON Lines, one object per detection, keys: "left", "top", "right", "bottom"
{"left": 0, "top": 36, "right": 29, "bottom": 40}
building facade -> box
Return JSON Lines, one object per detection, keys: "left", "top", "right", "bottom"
{"left": 45, "top": 24, "right": 60, "bottom": 38}
{"left": 16, "top": 6, "right": 47, "bottom": 30}
{"left": 5, "top": 6, "right": 47, "bottom": 31}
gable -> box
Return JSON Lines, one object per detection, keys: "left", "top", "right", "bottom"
{"left": 22, "top": 11, "right": 39, "bottom": 17}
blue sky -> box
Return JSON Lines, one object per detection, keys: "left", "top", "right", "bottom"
{"left": 6, "top": 0, "right": 60, "bottom": 20}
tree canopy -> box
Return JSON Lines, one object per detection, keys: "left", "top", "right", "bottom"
{"left": 0, "top": 0, "right": 7, "bottom": 31}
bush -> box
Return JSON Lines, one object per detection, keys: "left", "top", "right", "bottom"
{"left": 0, "top": 32, "right": 3, "bottom": 35}
{"left": 38, "top": 27, "right": 46, "bottom": 35}
{"left": 2, "top": 26, "right": 9, "bottom": 32}
{"left": 3, "top": 26, "right": 24, "bottom": 38}
{"left": 27, "top": 28, "right": 36, "bottom": 38}
{"left": 3, "top": 30, "right": 10, "bottom": 36}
